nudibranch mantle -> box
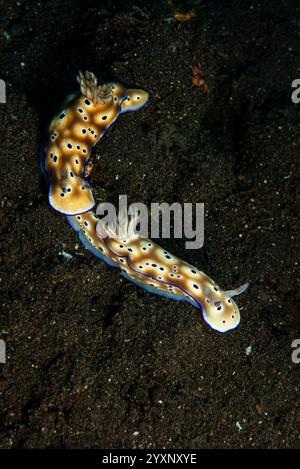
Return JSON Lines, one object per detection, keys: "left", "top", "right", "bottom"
{"left": 44, "top": 71, "right": 149, "bottom": 215}
{"left": 43, "top": 70, "right": 248, "bottom": 333}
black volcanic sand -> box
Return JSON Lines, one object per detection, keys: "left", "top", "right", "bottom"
{"left": 0, "top": 0, "right": 299, "bottom": 449}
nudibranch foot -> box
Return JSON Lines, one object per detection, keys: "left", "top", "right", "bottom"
{"left": 84, "top": 161, "right": 93, "bottom": 178}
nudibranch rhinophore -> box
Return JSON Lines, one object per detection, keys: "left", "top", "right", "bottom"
{"left": 42, "top": 70, "right": 249, "bottom": 333}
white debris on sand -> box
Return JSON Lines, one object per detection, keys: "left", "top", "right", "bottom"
{"left": 58, "top": 251, "right": 73, "bottom": 261}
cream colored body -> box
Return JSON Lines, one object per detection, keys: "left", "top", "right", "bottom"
{"left": 44, "top": 71, "right": 248, "bottom": 333}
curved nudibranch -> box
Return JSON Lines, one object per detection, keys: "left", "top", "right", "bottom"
{"left": 43, "top": 70, "right": 248, "bottom": 333}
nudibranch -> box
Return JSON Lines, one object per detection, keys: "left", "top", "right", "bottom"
{"left": 42, "top": 70, "right": 248, "bottom": 333}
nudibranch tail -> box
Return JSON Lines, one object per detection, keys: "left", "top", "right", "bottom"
{"left": 224, "top": 282, "right": 250, "bottom": 299}
{"left": 44, "top": 70, "right": 248, "bottom": 334}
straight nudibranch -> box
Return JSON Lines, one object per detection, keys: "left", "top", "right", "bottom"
{"left": 43, "top": 70, "right": 249, "bottom": 333}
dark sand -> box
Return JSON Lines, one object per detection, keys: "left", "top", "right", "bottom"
{"left": 0, "top": 0, "right": 299, "bottom": 448}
